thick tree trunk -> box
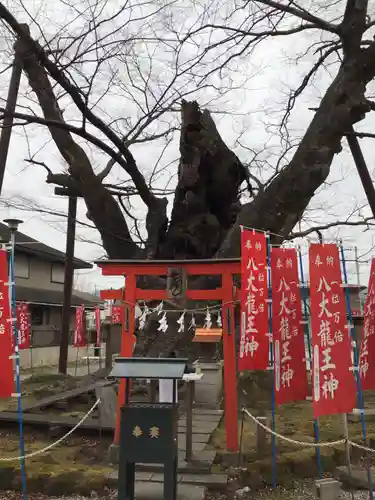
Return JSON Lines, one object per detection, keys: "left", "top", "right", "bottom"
{"left": 159, "top": 100, "right": 245, "bottom": 259}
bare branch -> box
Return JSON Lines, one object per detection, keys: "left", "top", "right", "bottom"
{"left": 0, "top": 2, "right": 158, "bottom": 209}
{"left": 0, "top": 107, "right": 135, "bottom": 168}
{"left": 96, "top": 161, "right": 113, "bottom": 182}
{"left": 280, "top": 44, "right": 341, "bottom": 133}
{"left": 254, "top": 0, "right": 339, "bottom": 33}
{"left": 347, "top": 131, "right": 375, "bottom": 140}
{"left": 24, "top": 158, "right": 52, "bottom": 175}
{"left": 288, "top": 217, "right": 375, "bottom": 240}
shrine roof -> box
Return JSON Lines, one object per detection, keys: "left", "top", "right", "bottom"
{"left": 109, "top": 357, "right": 189, "bottom": 380}
{"left": 96, "top": 258, "right": 241, "bottom": 266}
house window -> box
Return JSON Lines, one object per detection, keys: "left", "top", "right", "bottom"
{"left": 14, "top": 254, "right": 30, "bottom": 279}
{"left": 31, "top": 306, "right": 43, "bottom": 326}
{"left": 44, "top": 307, "right": 51, "bottom": 325}
{"left": 51, "top": 263, "right": 65, "bottom": 284}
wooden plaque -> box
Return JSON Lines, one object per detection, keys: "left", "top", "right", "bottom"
{"left": 166, "top": 267, "right": 187, "bottom": 299}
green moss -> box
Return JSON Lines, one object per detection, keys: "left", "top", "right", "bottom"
{"left": 8, "top": 459, "right": 114, "bottom": 495}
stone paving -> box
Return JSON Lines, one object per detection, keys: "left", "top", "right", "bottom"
{"left": 132, "top": 482, "right": 205, "bottom": 499}
{"left": 108, "top": 470, "right": 227, "bottom": 489}
{"left": 177, "top": 408, "right": 223, "bottom": 455}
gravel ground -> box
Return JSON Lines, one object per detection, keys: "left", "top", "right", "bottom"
{"left": 236, "top": 481, "right": 372, "bottom": 500}
{"left": 0, "top": 482, "right": 373, "bottom": 500}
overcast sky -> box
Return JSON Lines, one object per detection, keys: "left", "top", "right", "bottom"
{"left": 0, "top": 0, "right": 374, "bottom": 293}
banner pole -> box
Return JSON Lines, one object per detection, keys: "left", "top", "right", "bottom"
{"left": 86, "top": 342, "right": 90, "bottom": 375}
{"left": 8, "top": 236, "right": 27, "bottom": 500}
{"left": 74, "top": 346, "right": 79, "bottom": 377}
{"left": 266, "top": 235, "right": 276, "bottom": 489}
{"left": 29, "top": 310, "right": 33, "bottom": 371}
{"left": 343, "top": 413, "right": 355, "bottom": 500}
{"left": 298, "top": 246, "right": 323, "bottom": 478}
{"left": 340, "top": 243, "right": 373, "bottom": 500}
{"left": 30, "top": 345, "right": 33, "bottom": 371}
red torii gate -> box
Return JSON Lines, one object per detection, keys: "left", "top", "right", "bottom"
{"left": 97, "top": 258, "right": 240, "bottom": 452}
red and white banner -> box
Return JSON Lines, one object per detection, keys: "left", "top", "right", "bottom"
{"left": 271, "top": 248, "right": 308, "bottom": 405}
{"left": 111, "top": 305, "right": 123, "bottom": 324}
{"left": 74, "top": 305, "right": 86, "bottom": 347}
{"left": 309, "top": 244, "right": 355, "bottom": 417}
{"left": 239, "top": 229, "right": 269, "bottom": 371}
{"left": 16, "top": 302, "right": 31, "bottom": 349}
{"left": 0, "top": 250, "right": 14, "bottom": 398}
{"left": 95, "top": 307, "right": 101, "bottom": 346}
{"left": 358, "top": 258, "right": 375, "bottom": 389}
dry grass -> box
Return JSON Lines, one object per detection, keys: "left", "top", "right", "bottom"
{"left": 212, "top": 372, "right": 375, "bottom": 454}
{"left": 211, "top": 373, "right": 375, "bottom": 485}
{"left": 212, "top": 396, "right": 375, "bottom": 453}
{"left": 0, "top": 373, "right": 81, "bottom": 412}
{"left": 0, "top": 374, "right": 114, "bottom": 494}
{"left": 0, "top": 430, "right": 114, "bottom": 494}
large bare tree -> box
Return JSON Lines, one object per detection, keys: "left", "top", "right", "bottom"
{"left": 0, "top": 0, "right": 374, "bottom": 356}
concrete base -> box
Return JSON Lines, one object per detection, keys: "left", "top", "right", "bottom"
{"left": 108, "top": 443, "right": 120, "bottom": 464}
{"left": 315, "top": 478, "right": 341, "bottom": 500}
{"left": 193, "top": 361, "right": 223, "bottom": 410}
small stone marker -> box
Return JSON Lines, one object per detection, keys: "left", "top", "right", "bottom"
{"left": 315, "top": 478, "right": 341, "bottom": 500}
{"left": 95, "top": 384, "right": 117, "bottom": 428}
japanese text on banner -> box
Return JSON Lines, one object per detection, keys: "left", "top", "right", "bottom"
{"left": 111, "top": 305, "right": 123, "bottom": 324}
{"left": 239, "top": 229, "right": 269, "bottom": 371}
{"left": 74, "top": 305, "right": 86, "bottom": 347}
{"left": 271, "top": 248, "right": 308, "bottom": 405}
{"left": 16, "top": 302, "right": 31, "bottom": 349}
{"left": 309, "top": 244, "right": 355, "bottom": 417}
{"left": 0, "top": 250, "right": 14, "bottom": 398}
{"left": 358, "top": 258, "right": 375, "bottom": 390}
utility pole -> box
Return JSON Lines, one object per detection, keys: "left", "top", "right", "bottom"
{"left": 347, "top": 126, "right": 375, "bottom": 220}
{"left": 0, "top": 24, "right": 28, "bottom": 196}
{"left": 58, "top": 193, "right": 77, "bottom": 374}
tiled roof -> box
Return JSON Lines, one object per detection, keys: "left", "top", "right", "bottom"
{"left": 0, "top": 223, "right": 92, "bottom": 269}
{"left": 15, "top": 285, "right": 102, "bottom": 308}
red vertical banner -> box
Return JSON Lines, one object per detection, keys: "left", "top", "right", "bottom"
{"left": 111, "top": 305, "right": 123, "bottom": 324}
{"left": 16, "top": 302, "right": 31, "bottom": 349}
{"left": 271, "top": 248, "right": 308, "bottom": 405}
{"left": 239, "top": 229, "right": 269, "bottom": 371}
{"left": 74, "top": 305, "right": 86, "bottom": 347}
{"left": 309, "top": 244, "right": 355, "bottom": 417}
{"left": 95, "top": 307, "right": 101, "bottom": 346}
{"left": 358, "top": 258, "right": 375, "bottom": 389}
{"left": 110, "top": 303, "right": 135, "bottom": 349}
{"left": 0, "top": 249, "right": 14, "bottom": 397}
